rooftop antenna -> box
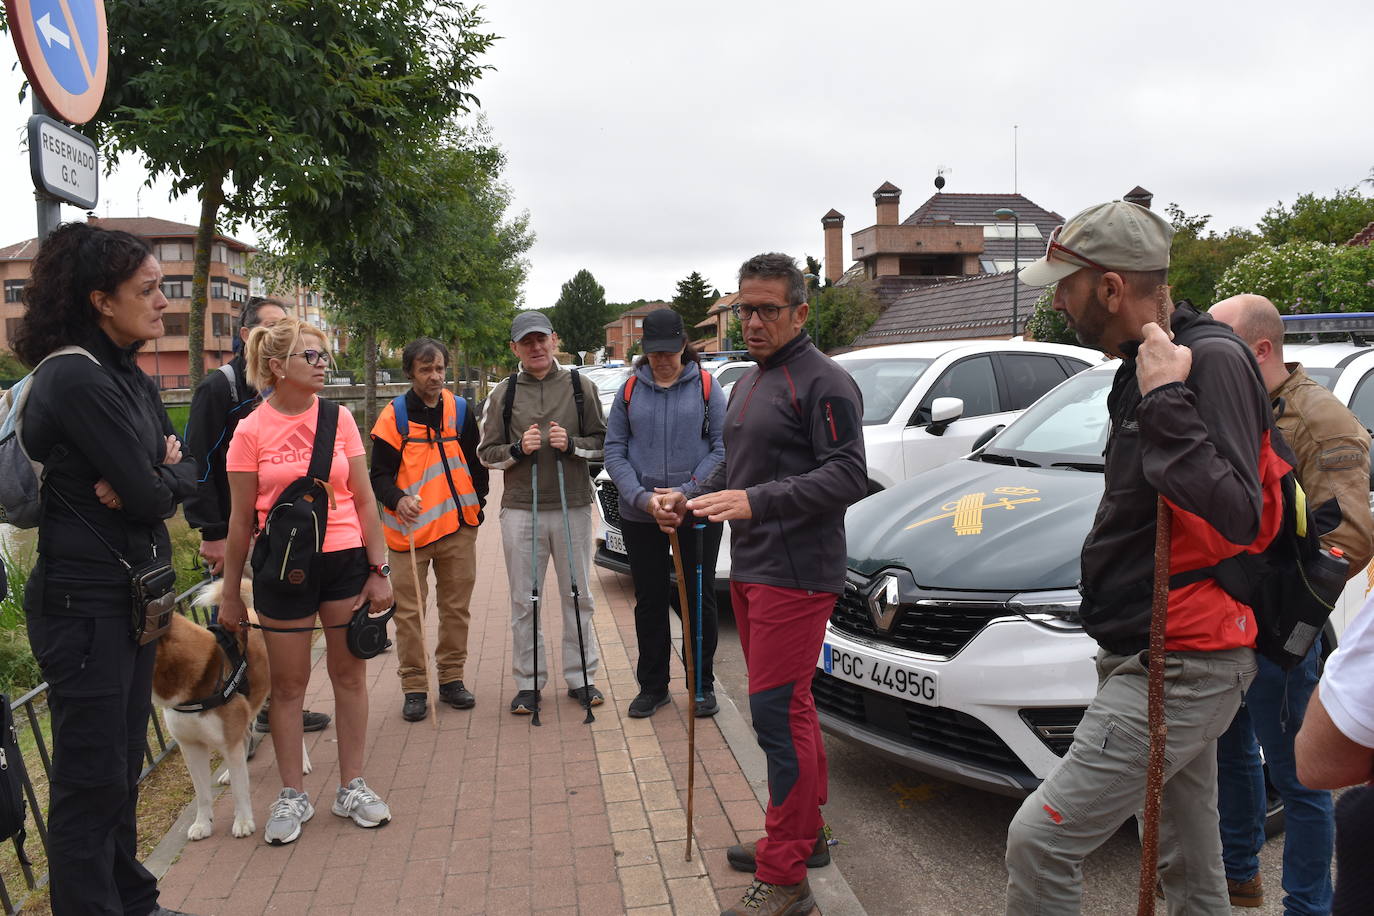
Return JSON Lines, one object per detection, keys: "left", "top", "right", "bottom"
{"left": 135, "top": 187, "right": 143, "bottom": 217}
{"left": 934, "top": 166, "right": 951, "bottom": 191}
{"left": 1013, "top": 124, "right": 1019, "bottom": 193}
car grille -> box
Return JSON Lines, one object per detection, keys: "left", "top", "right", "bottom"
{"left": 597, "top": 480, "right": 621, "bottom": 527}
{"left": 1018, "top": 707, "right": 1086, "bottom": 757}
{"left": 830, "top": 590, "right": 1007, "bottom": 658}
{"left": 813, "top": 671, "right": 1030, "bottom": 778}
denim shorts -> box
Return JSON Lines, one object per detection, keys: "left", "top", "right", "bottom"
{"left": 253, "top": 547, "right": 368, "bottom": 620}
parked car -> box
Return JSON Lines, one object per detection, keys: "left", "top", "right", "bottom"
{"left": 814, "top": 331, "right": 1374, "bottom": 800}
{"left": 595, "top": 339, "right": 1103, "bottom": 581}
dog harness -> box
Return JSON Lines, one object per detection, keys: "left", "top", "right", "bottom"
{"left": 172, "top": 624, "right": 251, "bottom": 713}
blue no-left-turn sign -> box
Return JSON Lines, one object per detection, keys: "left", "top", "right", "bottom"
{"left": 5, "top": 0, "right": 108, "bottom": 124}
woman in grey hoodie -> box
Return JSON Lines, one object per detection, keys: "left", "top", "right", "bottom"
{"left": 604, "top": 309, "right": 727, "bottom": 718}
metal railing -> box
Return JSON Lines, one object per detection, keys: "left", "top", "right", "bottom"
{"left": 0, "top": 578, "right": 212, "bottom": 914}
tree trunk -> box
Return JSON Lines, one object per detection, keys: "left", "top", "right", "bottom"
{"left": 188, "top": 179, "right": 225, "bottom": 389}
{"left": 363, "top": 326, "right": 379, "bottom": 434}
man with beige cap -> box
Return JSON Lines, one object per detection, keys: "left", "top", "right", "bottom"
{"left": 1004, "top": 200, "right": 1277, "bottom": 913}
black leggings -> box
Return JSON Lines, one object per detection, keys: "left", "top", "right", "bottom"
{"left": 621, "top": 518, "right": 722, "bottom": 695}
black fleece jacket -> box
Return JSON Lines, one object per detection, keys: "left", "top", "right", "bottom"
{"left": 22, "top": 328, "right": 199, "bottom": 616}
{"left": 711, "top": 331, "right": 867, "bottom": 594}
{"left": 183, "top": 353, "right": 258, "bottom": 541}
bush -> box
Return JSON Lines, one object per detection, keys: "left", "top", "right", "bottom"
{"left": 0, "top": 538, "right": 42, "bottom": 695}
{"left": 1023, "top": 286, "right": 1079, "bottom": 345}
{"left": 1214, "top": 241, "right": 1336, "bottom": 312}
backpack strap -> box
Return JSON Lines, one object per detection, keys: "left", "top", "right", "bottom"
{"left": 621, "top": 368, "right": 712, "bottom": 439}
{"left": 218, "top": 362, "right": 238, "bottom": 403}
{"left": 391, "top": 394, "right": 410, "bottom": 445}
{"left": 501, "top": 372, "right": 519, "bottom": 442}
{"left": 570, "top": 367, "right": 586, "bottom": 436}
{"left": 308, "top": 399, "right": 340, "bottom": 482}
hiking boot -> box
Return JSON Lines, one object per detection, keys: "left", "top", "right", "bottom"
{"left": 402, "top": 692, "right": 428, "bottom": 722}
{"left": 264, "top": 788, "right": 314, "bottom": 845}
{"left": 628, "top": 690, "right": 671, "bottom": 718}
{"left": 1228, "top": 874, "right": 1264, "bottom": 907}
{"left": 331, "top": 777, "right": 391, "bottom": 828}
{"left": 727, "top": 825, "right": 831, "bottom": 873}
{"left": 567, "top": 685, "right": 605, "bottom": 707}
{"left": 439, "top": 680, "right": 476, "bottom": 709}
{"left": 695, "top": 689, "right": 719, "bottom": 718}
{"left": 254, "top": 704, "right": 330, "bottom": 733}
{"left": 720, "top": 877, "right": 815, "bottom": 916}
{"left": 510, "top": 689, "right": 541, "bottom": 715}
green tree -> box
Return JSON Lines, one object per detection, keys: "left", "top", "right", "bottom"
{"left": 1165, "top": 204, "right": 1260, "bottom": 307}
{"left": 1214, "top": 241, "right": 1337, "bottom": 312}
{"left": 1290, "top": 244, "right": 1374, "bottom": 314}
{"left": 83, "top": 0, "right": 495, "bottom": 387}
{"left": 809, "top": 285, "right": 881, "bottom": 353}
{"left": 672, "top": 272, "right": 714, "bottom": 336}
{"left": 1259, "top": 186, "right": 1374, "bottom": 246}
{"left": 1023, "top": 286, "right": 1078, "bottom": 345}
{"left": 550, "top": 270, "right": 608, "bottom": 363}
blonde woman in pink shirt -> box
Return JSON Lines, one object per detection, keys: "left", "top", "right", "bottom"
{"left": 219, "top": 317, "right": 394, "bottom": 846}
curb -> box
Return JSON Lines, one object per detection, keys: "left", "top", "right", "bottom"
{"left": 674, "top": 617, "right": 868, "bottom": 916}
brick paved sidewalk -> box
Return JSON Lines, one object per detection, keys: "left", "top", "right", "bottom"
{"left": 151, "top": 483, "right": 796, "bottom": 915}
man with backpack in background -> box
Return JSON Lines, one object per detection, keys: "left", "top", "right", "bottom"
{"left": 477, "top": 312, "right": 607, "bottom": 716}
{"left": 184, "top": 296, "right": 330, "bottom": 737}
{"left": 1207, "top": 293, "right": 1373, "bottom": 912}
{"left": 1005, "top": 201, "right": 1275, "bottom": 913}
{"left": 370, "top": 338, "right": 488, "bottom": 721}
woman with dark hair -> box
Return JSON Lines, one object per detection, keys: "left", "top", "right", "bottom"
{"left": 603, "top": 309, "right": 726, "bottom": 718}
{"left": 14, "top": 221, "right": 197, "bottom": 916}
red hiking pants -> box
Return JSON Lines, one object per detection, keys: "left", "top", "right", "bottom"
{"left": 731, "top": 581, "right": 836, "bottom": 885}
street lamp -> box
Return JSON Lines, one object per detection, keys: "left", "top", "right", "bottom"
{"left": 994, "top": 207, "right": 1020, "bottom": 338}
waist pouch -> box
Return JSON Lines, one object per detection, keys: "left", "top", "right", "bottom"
{"left": 130, "top": 559, "right": 177, "bottom": 645}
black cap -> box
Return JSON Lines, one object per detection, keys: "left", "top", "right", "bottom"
{"left": 641, "top": 309, "right": 686, "bottom": 353}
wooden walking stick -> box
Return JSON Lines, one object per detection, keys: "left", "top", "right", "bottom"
{"left": 407, "top": 519, "right": 439, "bottom": 733}
{"left": 1137, "top": 296, "right": 1174, "bottom": 914}
{"left": 668, "top": 528, "right": 697, "bottom": 861}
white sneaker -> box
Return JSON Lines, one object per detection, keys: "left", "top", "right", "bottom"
{"left": 264, "top": 788, "right": 313, "bottom": 845}
{"left": 331, "top": 777, "right": 391, "bottom": 828}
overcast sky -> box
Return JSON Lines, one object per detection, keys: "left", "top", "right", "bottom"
{"left": 1, "top": 0, "right": 1370, "bottom": 308}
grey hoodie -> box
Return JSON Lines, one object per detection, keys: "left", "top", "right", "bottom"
{"left": 603, "top": 360, "right": 727, "bottom": 524}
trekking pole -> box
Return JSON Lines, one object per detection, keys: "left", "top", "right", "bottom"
{"left": 668, "top": 528, "right": 697, "bottom": 861}
{"left": 530, "top": 460, "right": 542, "bottom": 727}
{"left": 693, "top": 523, "right": 706, "bottom": 704}
{"left": 554, "top": 454, "right": 595, "bottom": 724}
{"left": 406, "top": 524, "right": 439, "bottom": 732}
{"left": 1137, "top": 298, "right": 1173, "bottom": 915}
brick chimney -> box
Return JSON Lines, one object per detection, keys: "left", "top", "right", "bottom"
{"left": 1123, "top": 185, "right": 1154, "bottom": 209}
{"left": 874, "top": 181, "right": 901, "bottom": 226}
{"left": 822, "top": 209, "right": 845, "bottom": 284}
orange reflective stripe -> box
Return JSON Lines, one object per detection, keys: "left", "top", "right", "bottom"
{"left": 382, "top": 391, "right": 480, "bottom": 551}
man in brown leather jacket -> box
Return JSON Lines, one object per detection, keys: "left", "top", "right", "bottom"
{"left": 1209, "top": 293, "right": 1374, "bottom": 912}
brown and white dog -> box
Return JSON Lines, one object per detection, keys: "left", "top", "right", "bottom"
{"left": 151, "top": 581, "right": 311, "bottom": 840}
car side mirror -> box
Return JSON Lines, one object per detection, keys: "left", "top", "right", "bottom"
{"left": 927, "top": 397, "right": 964, "bottom": 437}
{"left": 971, "top": 423, "right": 1006, "bottom": 452}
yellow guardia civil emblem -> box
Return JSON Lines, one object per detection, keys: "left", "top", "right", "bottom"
{"left": 906, "top": 487, "right": 1041, "bottom": 536}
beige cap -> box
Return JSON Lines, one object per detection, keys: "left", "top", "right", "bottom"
{"left": 1020, "top": 200, "right": 1175, "bottom": 287}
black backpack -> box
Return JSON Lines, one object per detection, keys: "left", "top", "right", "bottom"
{"left": 0, "top": 697, "right": 29, "bottom": 864}
{"left": 251, "top": 399, "right": 340, "bottom": 595}
{"left": 501, "top": 368, "right": 586, "bottom": 440}
{"left": 1168, "top": 319, "right": 1348, "bottom": 669}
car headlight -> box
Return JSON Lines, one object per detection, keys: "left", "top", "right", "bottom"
{"left": 1008, "top": 589, "right": 1083, "bottom": 631}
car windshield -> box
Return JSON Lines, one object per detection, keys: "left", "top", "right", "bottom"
{"left": 580, "top": 366, "right": 631, "bottom": 391}
{"left": 1303, "top": 367, "right": 1340, "bottom": 390}
{"left": 841, "top": 358, "right": 935, "bottom": 425}
{"left": 980, "top": 367, "right": 1114, "bottom": 466}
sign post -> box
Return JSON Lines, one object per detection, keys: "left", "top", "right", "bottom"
{"left": 5, "top": 0, "right": 108, "bottom": 238}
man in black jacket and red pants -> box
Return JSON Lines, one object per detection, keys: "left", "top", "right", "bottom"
{"left": 662, "top": 253, "right": 867, "bottom": 916}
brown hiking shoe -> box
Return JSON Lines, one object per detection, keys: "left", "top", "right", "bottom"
{"left": 720, "top": 878, "right": 815, "bottom": 916}
{"left": 1228, "top": 874, "right": 1264, "bottom": 907}
{"left": 726, "top": 825, "right": 831, "bottom": 873}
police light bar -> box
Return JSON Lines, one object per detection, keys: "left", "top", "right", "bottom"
{"left": 1280, "top": 313, "right": 1374, "bottom": 336}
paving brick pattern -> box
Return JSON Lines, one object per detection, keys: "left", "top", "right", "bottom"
{"left": 153, "top": 478, "right": 769, "bottom": 915}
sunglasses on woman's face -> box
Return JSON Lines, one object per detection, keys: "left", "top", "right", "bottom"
{"left": 290, "top": 349, "right": 332, "bottom": 367}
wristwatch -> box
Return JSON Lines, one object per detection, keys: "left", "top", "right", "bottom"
{"left": 369, "top": 563, "right": 391, "bottom": 577}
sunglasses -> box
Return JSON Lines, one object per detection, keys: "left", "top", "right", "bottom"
{"left": 290, "top": 349, "right": 332, "bottom": 367}
{"left": 1046, "top": 225, "right": 1112, "bottom": 274}
{"left": 731, "top": 303, "right": 797, "bottom": 322}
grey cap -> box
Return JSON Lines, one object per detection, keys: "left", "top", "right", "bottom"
{"left": 1020, "top": 200, "right": 1175, "bottom": 287}
{"left": 511, "top": 310, "right": 554, "bottom": 341}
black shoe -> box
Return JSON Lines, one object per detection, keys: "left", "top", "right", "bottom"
{"left": 254, "top": 706, "right": 331, "bottom": 732}
{"left": 149, "top": 908, "right": 199, "bottom": 916}
{"left": 727, "top": 824, "right": 831, "bottom": 873}
{"left": 382, "top": 638, "right": 393, "bottom": 651}
{"left": 402, "top": 693, "right": 428, "bottom": 722}
{"left": 439, "top": 680, "right": 476, "bottom": 709}
{"left": 694, "top": 689, "right": 719, "bottom": 718}
{"left": 510, "top": 689, "right": 541, "bottom": 715}
{"left": 567, "top": 685, "right": 605, "bottom": 707}
{"left": 628, "top": 690, "right": 671, "bottom": 718}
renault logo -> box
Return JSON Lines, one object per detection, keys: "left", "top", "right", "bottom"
{"left": 867, "top": 574, "right": 901, "bottom": 632}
